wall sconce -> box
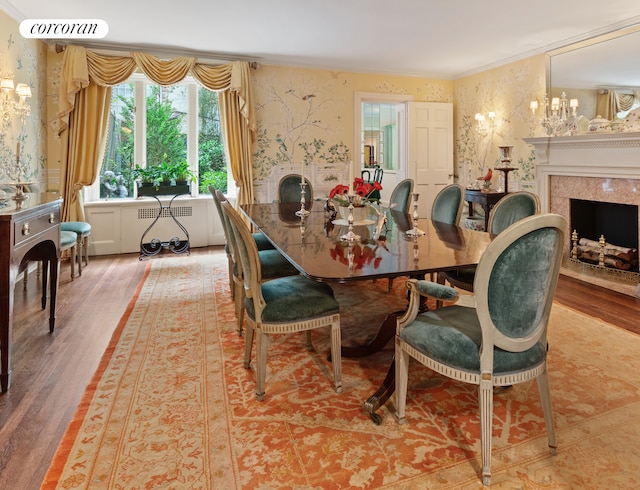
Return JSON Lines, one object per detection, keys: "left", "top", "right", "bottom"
{"left": 530, "top": 92, "right": 579, "bottom": 136}
{"left": 0, "top": 75, "right": 32, "bottom": 124}
{"left": 475, "top": 111, "right": 495, "bottom": 133}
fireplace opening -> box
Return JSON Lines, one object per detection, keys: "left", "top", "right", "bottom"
{"left": 570, "top": 199, "right": 639, "bottom": 272}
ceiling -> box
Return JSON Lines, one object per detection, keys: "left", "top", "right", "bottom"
{"left": 2, "top": 0, "right": 640, "bottom": 80}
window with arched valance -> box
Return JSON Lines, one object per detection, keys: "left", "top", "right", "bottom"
{"left": 57, "top": 46, "right": 256, "bottom": 221}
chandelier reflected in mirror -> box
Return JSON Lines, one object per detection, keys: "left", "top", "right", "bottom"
{"left": 530, "top": 92, "right": 579, "bottom": 136}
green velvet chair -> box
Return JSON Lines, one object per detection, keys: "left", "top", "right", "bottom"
{"left": 438, "top": 191, "right": 541, "bottom": 293}
{"left": 216, "top": 191, "right": 299, "bottom": 336}
{"left": 210, "top": 186, "right": 275, "bottom": 299}
{"left": 388, "top": 178, "right": 414, "bottom": 213}
{"left": 278, "top": 174, "right": 313, "bottom": 203}
{"left": 395, "top": 213, "right": 566, "bottom": 486}
{"left": 431, "top": 183, "right": 464, "bottom": 225}
{"left": 222, "top": 200, "right": 342, "bottom": 401}
{"left": 60, "top": 221, "right": 91, "bottom": 275}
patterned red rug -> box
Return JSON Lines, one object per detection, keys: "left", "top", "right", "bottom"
{"left": 42, "top": 253, "right": 640, "bottom": 489}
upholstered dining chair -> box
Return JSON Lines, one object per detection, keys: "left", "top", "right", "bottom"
{"left": 388, "top": 178, "right": 414, "bottom": 213}
{"left": 395, "top": 213, "right": 566, "bottom": 486}
{"left": 431, "top": 183, "right": 464, "bottom": 225}
{"left": 438, "top": 191, "right": 541, "bottom": 293}
{"left": 222, "top": 200, "right": 342, "bottom": 401}
{"left": 278, "top": 174, "right": 313, "bottom": 203}
{"left": 215, "top": 191, "right": 299, "bottom": 335}
{"left": 210, "top": 186, "right": 275, "bottom": 298}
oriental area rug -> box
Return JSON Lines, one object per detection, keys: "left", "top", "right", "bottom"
{"left": 42, "top": 253, "right": 640, "bottom": 489}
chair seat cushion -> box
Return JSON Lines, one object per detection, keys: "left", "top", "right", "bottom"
{"left": 400, "top": 305, "right": 546, "bottom": 374}
{"left": 258, "top": 249, "right": 299, "bottom": 279}
{"left": 253, "top": 232, "right": 275, "bottom": 251}
{"left": 245, "top": 275, "right": 339, "bottom": 323}
{"left": 61, "top": 221, "right": 92, "bottom": 236}
{"left": 60, "top": 230, "right": 77, "bottom": 249}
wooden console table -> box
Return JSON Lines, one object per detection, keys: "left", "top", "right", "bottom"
{"left": 465, "top": 189, "right": 507, "bottom": 231}
{"left": 0, "top": 194, "right": 62, "bottom": 392}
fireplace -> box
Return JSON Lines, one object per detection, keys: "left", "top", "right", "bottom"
{"left": 524, "top": 133, "right": 640, "bottom": 296}
{"left": 570, "top": 199, "right": 639, "bottom": 272}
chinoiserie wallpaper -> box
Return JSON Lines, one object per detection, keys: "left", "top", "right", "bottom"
{"left": 0, "top": 9, "right": 47, "bottom": 188}
{"left": 251, "top": 65, "right": 453, "bottom": 202}
{"left": 1, "top": 10, "right": 547, "bottom": 200}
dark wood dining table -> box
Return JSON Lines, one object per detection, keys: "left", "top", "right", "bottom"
{"left": 240, "top": 201, "right": 491, "bottom": 423}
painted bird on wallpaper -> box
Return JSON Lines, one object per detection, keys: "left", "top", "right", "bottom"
{"left": 477, "top": 168, "right": 492, "bottom": 181}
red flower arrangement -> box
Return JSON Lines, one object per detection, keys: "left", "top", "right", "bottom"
{"left": 328, "top": 178, "right": 382, "bottom": 207}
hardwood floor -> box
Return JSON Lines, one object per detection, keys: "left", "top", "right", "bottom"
{"left": 0, "top": 246, "right": 638, "bottom": 489}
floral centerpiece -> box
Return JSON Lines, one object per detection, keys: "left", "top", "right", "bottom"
{"left": 328, "top": 177, "right": 382, "bottom": 207}
{"left": 327, "top": 178, "right": 382, "bottom": 222}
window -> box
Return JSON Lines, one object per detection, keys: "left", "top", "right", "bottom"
{"left": 89, "top": 75, "right": 228, "bottom": 201}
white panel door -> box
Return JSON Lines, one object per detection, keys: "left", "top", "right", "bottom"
{"left": 408, "top": 102, "right": 453, "bottom": 218}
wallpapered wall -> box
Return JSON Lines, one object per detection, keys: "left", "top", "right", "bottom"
{"left": 0, "top": 9, "right": 47, "bottom": 187}
{"left": 0, "top": 10, "right": 546, "bottom": 199}
{"left": 454, "top": 56, "right": 546, "bottom": 190}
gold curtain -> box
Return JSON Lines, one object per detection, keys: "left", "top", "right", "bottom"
{"left": 57, "top": 48, "right": 257, "bottom": 220}
{"left": 596, "top": 89, "right": 640, "bottom": 120}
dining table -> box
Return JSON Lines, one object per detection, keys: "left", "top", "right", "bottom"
{"left": 240, "top": 200, "right": 492, "bottom": 423}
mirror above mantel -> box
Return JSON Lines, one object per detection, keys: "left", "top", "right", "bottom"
{"left": 548, "top": 22, "right": 640, "bottom": 124}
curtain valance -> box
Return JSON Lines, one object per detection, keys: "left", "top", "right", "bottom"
{"left": 58, "top": 46, "right": 256, "bottom": 141}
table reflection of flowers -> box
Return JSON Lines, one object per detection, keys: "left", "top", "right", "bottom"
{"left": 330, "top": 240, "right": 383, "bottom": 271}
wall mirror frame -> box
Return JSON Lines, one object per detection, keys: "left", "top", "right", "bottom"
{"left": 547, "top": 21, "right": 640, "bottom": 122}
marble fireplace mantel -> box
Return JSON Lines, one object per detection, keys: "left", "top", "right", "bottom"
{"left": 523, "top": 132, "right": 640, "bottom": 213}
{"left": 524, "top": 132, "right": 640, "bottom": 296}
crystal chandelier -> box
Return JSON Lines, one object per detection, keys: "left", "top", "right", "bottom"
{"left": 530, "top": 92, "right": 578, "bottom": 136}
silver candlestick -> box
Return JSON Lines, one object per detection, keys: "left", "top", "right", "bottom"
{"left": 295, "top": 181, "right": 310, "bottom": 217}
{"left": 340, "top": 196, "right": 361, "bottom": 242}
{"left": 405, "top": 192, "right": 425, "bottom": 236}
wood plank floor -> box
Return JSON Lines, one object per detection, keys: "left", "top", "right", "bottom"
{"left": 0, "top": 246, "right": 638, "bottom": 489}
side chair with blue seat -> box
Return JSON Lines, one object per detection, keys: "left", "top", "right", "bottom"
{"left": 438, "top": 191, "right": 541, "bottom": 294}
{"left": 60, "top": 221, "right": 91, "bottom": 276}
{"left": 395, "top": 213, "right": 566, "bottom": 486}
{"left": 222, "top": 200, "right": 342, "bottom": 401}
{"left": 210, "top": 186, "right": 275, "bottom": 300}
{"left": 218, "top": 194, "right": 299, "bottom": 336}
{"left": 388, "top": 178, "right": 414, "bottom": 213}
{"left": 431, "top": 183, "right": 464, "bottom": 226}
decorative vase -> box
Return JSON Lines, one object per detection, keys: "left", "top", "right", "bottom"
{"left": 338, "top": 205, "right": 371, "bottom": 223}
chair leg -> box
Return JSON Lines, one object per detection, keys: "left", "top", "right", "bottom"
{"left": 83, "top": 235, "right": 90, "bottom": 266}
{"left": 536, "top": 367, "right": 558, "bottom": 455}
{"left": 479, "top": 378, "right": 494, "bottom": 486}
{"left": 69, "top": 245, "right": 76, "bottom": 280}
{"left": 255, "top": 329, "right": 268, "bottom": 401}
{"left": 76, "top": 235, "right": 83, "bottom": 276}
{"left": 330, "top": 319, "right": 342, "bottom": 393}
{"left": 234, "top": 281, "right": 244, "bottom": 336}
{"left": 394, "top": 347, "right": 410, "bottom": 424}
{"left": 227, "top": 257, "right": 234, "bottom": 300}
{"left": 243, "top": 323, "right": 254, "bottom": 369}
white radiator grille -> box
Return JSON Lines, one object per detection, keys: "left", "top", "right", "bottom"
{"left": 138, "top": 206, "right": 193, "bottom": 219}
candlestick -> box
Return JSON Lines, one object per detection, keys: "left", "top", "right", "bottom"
{"left": 348, "top": 160, "right": 354, "bottom": 194}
